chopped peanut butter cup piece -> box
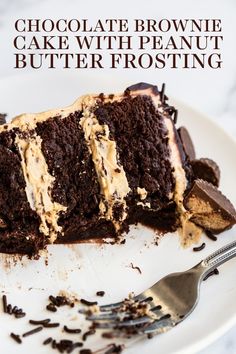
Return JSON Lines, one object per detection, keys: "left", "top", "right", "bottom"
{"left": 178, "top": 126, "right": 196, "bottom": 161}
{"left": 184, "top": 179, "right": 236, "bottom": 234}
{"left": 191, "top": 158, "right": 220, "bottom": 187}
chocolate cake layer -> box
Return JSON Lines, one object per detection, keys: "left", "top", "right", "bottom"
{"left": 0, "top": 131, "right": 44, "bottom": 255}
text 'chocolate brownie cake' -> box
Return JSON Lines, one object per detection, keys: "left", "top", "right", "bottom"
{"left": 0, "top": 83, "right": 235, "bottom": 256}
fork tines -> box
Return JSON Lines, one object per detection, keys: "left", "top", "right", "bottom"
{"left": 86, "top": 295, "right": 176, "bottom": 335}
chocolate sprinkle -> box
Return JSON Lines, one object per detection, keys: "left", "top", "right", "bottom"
{"left": 51, "top": 339, "right": 83, "bottom": 353}
{"left": 160, "top": 83, "right": 165, "bottom": 102}
{"left": 22, "top": 326, "right": 43, "bottom": 337}
{"left": 10, "top": 332, "right": 22, "bottom": 344}
{"left": 130, "top": 262, "right": 142, "bottom": 274}
{"left": 80, "top": 299, "right": 98, "bottom": 306}
{"left": 102, "top": 332, "right": 115, "bottom": 339}
{"left": 205, "top": 230, "right": 217, "bottom": 241}
{"left": 82, "top": 329, "right": 96, "bottom": 341}
{"left": 7, "top": 304, "right": 12, "bottom": 314}
{"left": 193, "top": 243, "right": 206, "bottom": 252}
{"left": 104, "top": 344, "right": 124, "bottom": 354}
{"left": 12, "top": 306, "right": 18, "bottom": 313}
{"left": 43, "top": 337, "right": 53, "bottom": 345}
{"left": 203, "top": 268, "right": 219, "bottom": 281}
{"left": 173, "top": 109, "right": 178, "bottom": 124}
{"left": 80, "top": 350, "right": 92, "bottom": 354}
{"left": 15, "top": 312, "right": 26, "bottom": 318}
{"left": 49, "top": 295, "right": 71, "bottom": 307}
{"left": 96, "top": 291, "right": 105, "bottom": 297}
{"left": 29, "top": 318, "right": 51, "bottom": 325}
{"left": 0, "top": 113, "right": 7, "bottom": 125}
{"left": 3, "top": 297, "right": 26, "bottom": 318}
{"left": 43, "top": 322, "right": 60, "bottom": 328}
{"left": 63, "top": 325, "right": 81, "bottom": 334}
{"left": 2, "top": 294, "right": 7, "bottom": 313}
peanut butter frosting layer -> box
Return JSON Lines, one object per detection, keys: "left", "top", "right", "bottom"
{"left": 15, "top": 133, "right": 67, "bottom": 243}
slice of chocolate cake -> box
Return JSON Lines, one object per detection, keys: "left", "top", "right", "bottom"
{"left": 0, "top": 83, "right": 235, "bottom": 256}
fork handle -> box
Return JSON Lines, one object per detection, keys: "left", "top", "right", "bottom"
{"left": 201, "top": 239, "right": 236, "bottom": 272}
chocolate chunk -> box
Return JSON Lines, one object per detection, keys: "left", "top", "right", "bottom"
{"left": 125, "top": 82, "right": 159, "bottom": 95}
{"left": 191, "top": 158, "right": 220, "bottom": 187}
{"left": 0, "top": 113, "right": 7, "bottom": 125}
{"left": 184, "top": 179, "right": 236, "bottom": 233}
{"left": 178, "top": 126, "right": 196, "bottom": 160}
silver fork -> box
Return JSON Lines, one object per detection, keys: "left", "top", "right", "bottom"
{"left": 86, "top": 240, "right": 236, "bottom": 335}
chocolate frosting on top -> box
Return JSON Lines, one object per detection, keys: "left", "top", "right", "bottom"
{"left": 125, "top": 82, "right": 159, "bottom": 95}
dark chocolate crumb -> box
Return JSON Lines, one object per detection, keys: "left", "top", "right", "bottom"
{"left": 46, "top": 303, "right": 57, "bottom": 312}
{"left": 82, "top": 329, "right": 96, "bottom": 341}
{"left": 29, "top": 318, "right": 51, "bottom": 325}
{"left": 130, "top": 262, "right": 142, "bottom": 274}
{"left": 10, "top": 332, "right": 22, "bottom": 344}
{"left": 43, "top": 337, "right": 53, "bottom": 345}
{"left": 2, "top": 294, "right": 7, "bottom": 313}
{"left": 147, "top": 333, "right": 154, "bottom": 339}
{"left": 193, "top": 243, "right": 206, "bottom": 252}
{"left": 203, "top": 268, "right": 219, "bottom": 281}
{"left": 96, "top": 291, "right": 105, "bottom": 297}
{"left": 205, "top": 230, "right": 217, "bottom": 241}
{"left": 22, "top": 326, "right": 43, "bottom": 337}
{"left": 109, "top": 94, "right": 114, "bottom": 100}
{"left": 63, "top": 325, "right": 81, "bottom": 334}
{"left": 80, "top": 299, "right": 98, "bottom": 306}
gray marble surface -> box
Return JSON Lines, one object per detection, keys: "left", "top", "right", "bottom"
{"left": 0, "top": 0, "right": 236, "bottom": 353}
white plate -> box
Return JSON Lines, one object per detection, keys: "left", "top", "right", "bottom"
{"left": 0, "top": 72, "right": 236, "bottom": 354}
